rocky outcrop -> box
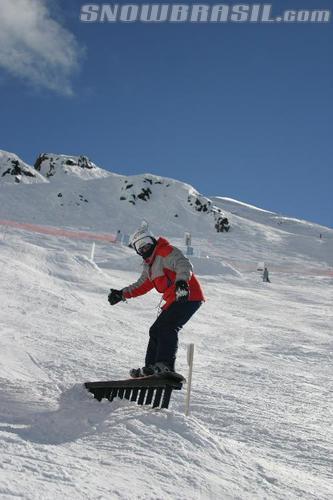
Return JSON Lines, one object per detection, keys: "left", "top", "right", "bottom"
{"left": 118, "top": 176, "right": 170, "bottom": 205}
{"left": 187, "top": 191, "right": 229, "bottom": 231}
{"left": 0, "top": 151, "right": 47, "bottom": 184}
{"left": 33, "top": 153, "right": 110, "bottom": 180}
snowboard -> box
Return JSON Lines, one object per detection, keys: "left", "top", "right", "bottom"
{"left": 85, "top": 371, "right": 185, "bottom": 389}
{"left": 127, "top": 371, "right": 186, "bottom": 383}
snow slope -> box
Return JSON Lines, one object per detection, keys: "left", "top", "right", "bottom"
{"left": 0, "top": 149, "right": 332, "bottom": 499}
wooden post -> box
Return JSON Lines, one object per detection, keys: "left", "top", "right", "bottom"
{"left": 185, "top": 343, "right": 194, "bottom": 416}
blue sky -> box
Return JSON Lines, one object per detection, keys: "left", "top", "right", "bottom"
{"left": 0, "top": 0, "right": 332, "bottom": 227}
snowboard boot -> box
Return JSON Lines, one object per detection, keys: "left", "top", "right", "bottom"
{"left": 152, "top": 362, "right": 174, "bottom": 375}
{"left": 129, "top": 365, "right": 155, "bottom": 378}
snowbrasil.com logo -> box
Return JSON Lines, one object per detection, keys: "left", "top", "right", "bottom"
{"left": 80, "top": 4, "right": 331, "bottom": 23}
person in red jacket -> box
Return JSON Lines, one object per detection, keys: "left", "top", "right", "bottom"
{"left": 108, "top": 227, "right": 204, "bottom": 377}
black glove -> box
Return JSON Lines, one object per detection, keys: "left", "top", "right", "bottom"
{"left": 108, "top": 289, "right": 124, "bottom": 306}
{"left": 175, "top": 280, "right": 189, "bottom": 302}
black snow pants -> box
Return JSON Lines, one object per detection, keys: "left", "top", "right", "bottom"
{"left": 145, "top": 300, "right": 202, "bottom": 370}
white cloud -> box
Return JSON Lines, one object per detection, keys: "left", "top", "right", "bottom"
{"left": 0, "top": 0, "right": 82, "bottom": 95}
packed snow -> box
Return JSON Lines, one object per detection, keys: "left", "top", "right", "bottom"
{"left": 0, "top": 149, "right": 332, "bottom": 499}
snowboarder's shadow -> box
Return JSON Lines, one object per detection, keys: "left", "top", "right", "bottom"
{"left": 0, "top": 384, "right": 119, "bottom": 445}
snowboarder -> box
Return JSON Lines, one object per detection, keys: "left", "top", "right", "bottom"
{"left": 108, "top": 227, "right": 204, "bottom": 377}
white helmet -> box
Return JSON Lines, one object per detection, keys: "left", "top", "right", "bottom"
{"left": 129, "top": 227, "right": 156, "bottom": 257}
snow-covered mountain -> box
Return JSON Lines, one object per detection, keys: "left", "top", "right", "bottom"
{"left": 0, "top": 149, "right": 228, "bottom": 236}
{"left": 33, "top": 153, "right": 111, "bottom": 180}
{"left": 0, "top": 149, "right": 331, "bottom": 270}
{"left": 0, "top": 148, "right": 332, "bottom": 499}
{"left": 0, "top": 150, "right": 47, "bottom": 185}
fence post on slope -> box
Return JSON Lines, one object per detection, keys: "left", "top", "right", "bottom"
{"left": 2, "top": 225, "right": 8, "bottom": 241}
{"left": 90, "top": 242, "right": 96, "bottom": 262}
{"left": 185, "top": 343, "right": 195, "bottom": 417}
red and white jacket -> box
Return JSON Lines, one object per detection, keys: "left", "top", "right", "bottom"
{"left": 122, "top": 237, "right": 204, "bottom": 310}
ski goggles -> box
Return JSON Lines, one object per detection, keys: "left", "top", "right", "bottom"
{"left": 134, "top": 236, "right": 154, "bottom": 254}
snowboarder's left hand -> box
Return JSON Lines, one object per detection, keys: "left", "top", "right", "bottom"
{"left": 175, "top": 280, "right": 189, "bottom": 302}
{"left": 108, "top": 289, "right": 124, "bottom": 305}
